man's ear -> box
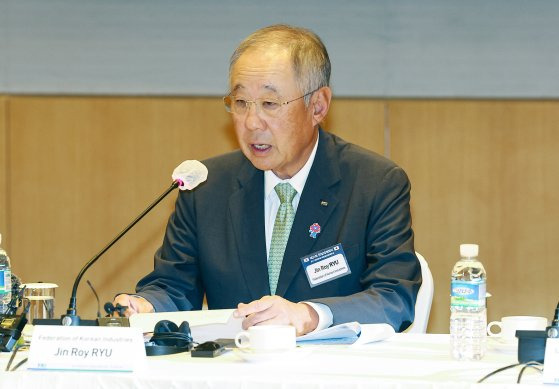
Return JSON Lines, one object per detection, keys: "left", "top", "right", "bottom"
{"left": 311, "top": 87, "right": 332, "bottom": 126}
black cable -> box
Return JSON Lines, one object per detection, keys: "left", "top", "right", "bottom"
{"left": 478, "top": 361, "right": 545, "bottom": 384}
{"left": 477, "top": 363, "right": 521, "bottom": 383}
{"left": 5, "top": 343, "right": 27, "bottom": 372}
{"left": 517, "top": 361, "right": 543, "bottom": 383}
{"left": 86, "top": 280, "right": 101, "bottom": 318}
{"left": 4, "top": 299, "right": 31, "bottom": 371}
{"left": 10, "top": 357, "right": 28, "bottom": 371}
{"left": 21, "top": 297, "right": 31, "bottom": 315}
{"left": 5, "top": 345, "right": 19, "bottom": 371}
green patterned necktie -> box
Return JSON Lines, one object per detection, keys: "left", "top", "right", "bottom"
{"left": 268, "top": 182, "right": 297, "bottom": 295}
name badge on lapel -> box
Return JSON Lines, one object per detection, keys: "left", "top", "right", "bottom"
{"left": 301, "top": 243, "right": 351, "bottom": 288}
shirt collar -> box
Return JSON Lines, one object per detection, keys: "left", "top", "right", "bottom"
{"left": 264, "top": 132, "right": 319, "bottom": 198}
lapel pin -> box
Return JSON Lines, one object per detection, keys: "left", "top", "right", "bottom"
{"left": 320, "top": 200, "right": 328, "bottom": 207}
{"left": 309, "top": 223, "right": 321, "bottom": 239}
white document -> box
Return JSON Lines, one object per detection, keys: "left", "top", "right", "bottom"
{"left": 129, "top": 309, "right": 243, "bottom": 343}
{"left": 351, "top": 323, "right": 396, "bottom": 346}
{"left": 296, "top": 322, "right": 395, "bottom": 345}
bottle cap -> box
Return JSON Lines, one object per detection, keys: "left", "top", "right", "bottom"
{"left": 0, "top": 233, "right": 2, "bottom": 245}
{"left": 460, "top": 243, "right": 479, "bottom": 257}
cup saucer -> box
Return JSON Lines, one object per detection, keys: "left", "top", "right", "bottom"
{"left": 488, "top": 337, "right": 517, "bottom": 354}
{"left": 233, "top": 347, "right": 309, "bottom": 362}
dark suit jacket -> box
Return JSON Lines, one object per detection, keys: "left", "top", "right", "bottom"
{"left": 136, "top": 129, "right": 421, "bottom": 331}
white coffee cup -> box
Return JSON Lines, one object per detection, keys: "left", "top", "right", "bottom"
{"left": 234, "top": 325, "right": 296, "bottom": 353}
{"left": 487, "top": 316, "right": 548, "bottom": 339}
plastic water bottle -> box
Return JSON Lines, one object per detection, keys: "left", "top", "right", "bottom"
{"left": 0, "top": 233, "right": 12, "bottom": 314}
{"left": 450, "top": 243, "right": 487, "bottom": 360}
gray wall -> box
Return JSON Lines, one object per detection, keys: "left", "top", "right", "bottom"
{"left": 1, "top": 0, "right": 558, "bottom": 97}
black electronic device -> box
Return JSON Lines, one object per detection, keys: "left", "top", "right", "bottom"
{"left": 0, "top": 313, "right": 27, "bottom": 352}
{"left": 145, "top": 320, "right": 194, "bottom": 356}
{"left": 191, "top": 341, "right": 226, "bottom": 358}
{"left": 213, "top": 338, "right": 236, "bottom": 348}
{"left": 516, "top": 301, "right": 559, "bottom": 364}
{"left": 516, "top": 330, "right": 547, "bottom": 363}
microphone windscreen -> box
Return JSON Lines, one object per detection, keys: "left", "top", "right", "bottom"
{"left": 172, "top": 160, "right": 208, "bottom": 190}
{"left": 104, "top": 302, "right": 115, "bottom": 314}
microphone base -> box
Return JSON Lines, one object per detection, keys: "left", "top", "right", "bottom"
{"left": 61, "top": 313, "right": 82, "bottom": 326}
{"left": 32, "top": 317, "right": 129, "bottom": 327}
{"left": 97, "top": 317, "right": 130, "bottom": 327}
{"left": 33, "top": 317, "right": 98, "bottom": 326}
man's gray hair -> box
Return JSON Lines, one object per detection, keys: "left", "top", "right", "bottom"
{"left": 229, "top": 24, "right": 331, "bottom": 105}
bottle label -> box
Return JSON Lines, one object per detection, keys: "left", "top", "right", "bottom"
{"left": 0, "top": 269, "right": 5, "bottom": 291}
{"left": 451, "top": 280, "right": 486, "bottom": 307}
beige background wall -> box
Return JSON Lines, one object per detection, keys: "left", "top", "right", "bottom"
{"left": 1, "top": 95, "right": 557, "bottom": 333}
{"left": 389, "top": 101, "right": 559, "bottom": 332}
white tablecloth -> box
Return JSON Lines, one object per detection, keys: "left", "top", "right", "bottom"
{"left": 0, "top": 334, "right": 546, "bottom": 388}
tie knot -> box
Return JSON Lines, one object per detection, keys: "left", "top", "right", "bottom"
{"left": 274, "top": 183, "right": 297, "bottom": 204}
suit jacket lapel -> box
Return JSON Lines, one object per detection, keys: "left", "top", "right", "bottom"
{"left": 275, "top": 130, "right": 342, "bottom": 296}
{"left": 228, "top": 161, "right": 270, "bottom": 300}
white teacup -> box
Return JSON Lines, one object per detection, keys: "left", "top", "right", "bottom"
{"left": 487, "top": 316, "right": 548, "bottom": 339}
{"left": 234, "top": 325, "right": 296, "bottom": 353}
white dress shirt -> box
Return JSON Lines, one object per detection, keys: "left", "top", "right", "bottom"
{"left": 263, "top": 133, "right": 333, "bottom": 332}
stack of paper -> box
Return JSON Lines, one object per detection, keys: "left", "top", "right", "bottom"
{"left": 129, "top": 310, "right": 395, "bottom": 346}
{"left": 297, "top": 322, "right": 395, "bottom": 345}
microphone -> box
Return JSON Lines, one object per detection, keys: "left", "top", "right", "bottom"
{"left": 171, "top": 160, "right": 209, "bottom": 190}
{"left": 39, "top": 160, "right": 208, "bottom": 326}
{"left": 103, "top": 302, "right": 128, "bottom": 317}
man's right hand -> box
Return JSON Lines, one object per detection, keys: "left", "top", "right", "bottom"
{"left": 112, "top": 294, "right": 154, "bottom": 317}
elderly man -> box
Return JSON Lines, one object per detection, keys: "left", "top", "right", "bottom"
{"left": 114, "top": 24, "right": 421, "bottom": 335}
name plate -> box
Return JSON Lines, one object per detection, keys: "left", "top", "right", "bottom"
{"left": 28, "top": 325, "right": 146, "bottom": 372}
{"left": 544, "top": 338, "right": 559, "bottom": 384}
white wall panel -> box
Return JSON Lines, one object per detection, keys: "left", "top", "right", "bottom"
{"left": 1, "top": 0, "right": 558, "bottom": 97}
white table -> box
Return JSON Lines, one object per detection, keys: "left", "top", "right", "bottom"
{"left": 0, "top": 334, "right": 546, "bottom": 388}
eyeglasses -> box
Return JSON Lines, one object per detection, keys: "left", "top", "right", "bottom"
{"left": 223, "top": 90, "right": 316, "bottom": 118}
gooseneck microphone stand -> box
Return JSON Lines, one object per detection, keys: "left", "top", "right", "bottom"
{"left": 35, "top": 180, "right": 181, "bottom": 326}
